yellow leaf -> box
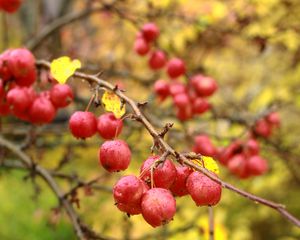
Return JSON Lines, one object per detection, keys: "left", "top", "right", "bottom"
{"left": 50, "top": 56, "right": 81, "bottom": 84}
{"left": 192, "top": 155, "right": 220, "bottom": 175}
{"left": 102, "top": 90, "right": 126, "bottom": 118}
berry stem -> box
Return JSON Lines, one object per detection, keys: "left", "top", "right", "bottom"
{"left": 208, "top": 207, "right": 214, "bottom": 240}
{"left": 85, "top": 94, "right": 95, "bottom": 112}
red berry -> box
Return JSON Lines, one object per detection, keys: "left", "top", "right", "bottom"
{"left": 245, "top": 139, "right": 260, "bottom": 156}
{"left": 227, "top": 154, "right": 249, "bottom": 178}
{"left": 29, "top": 96, "right": 56, "bottom": 124}
{"left": 154, "top": 79, "right": 169, "bottom": 100}
{"left": 140, "top": 156, "right": 177, "bottom": 189}
{"left": 50, "top": 84, "right": 74, "bottom": 108}
{"left": 97, "top": 113, "right": 123, "bottom": 139}
{"left": 141, "top": 188, "right": 176, "bottom": 227}
{"left": 15, "top": 67, "right": 37, "bottom": 87}
{"left": 7, "top": 48, "right": 36, "bottom": 79}
{"left": 141, "top": 23, "right": 159, "bottom": 42}
{"left": 176, "top": 105, "right": 193, "bottom": 121}
{"left": 169, "top": 82, "right": 186, "bottom": 96}
{"left": 117, "top": 202, "right": 142, "bottom": 216}
{"left": 69, "top": 111, "right": 97, "bottom": 139}
{"left": 216, "top": 141, "right": 243, "bottom": 165}
{"left": 193, "top": 135, "right": 216, "bottom": 157}
{"left": 134, "top": 38, "right": 150, "bottom": 56}
{"left": 99, "top": 140, "right": 131, "bottom": 172}
{"left": 254, "top": 119, "right": 272, "bottom": 138}
{"left": 173, "top": 93, "right": 190, "bottom": 108}
{"left": 266, "top": 112, "right": 280, "bottom": 127}
{"left": 148, "top": 50, "right": 167, "bottom": 70}
{"left": 170, "top": 166, "right": 193, "bottom": 197}
{"left": 192, "top": 97, "right": 210, "bottom": 114}
{"left": 0, "top": 79, "right": 4, "bottom": 99}
{"left": 247, "top": 155, "right": 268, "bottom": 176}
{"left": 191, "top": 74, "right": 218, "bottom": 97}
{"left": 186, "top": 171, "right": 222, "bottom": 206}
{"left": 0, "top": 50, "right": 13, "bottom": 81}
{"left": 113, "top": 175, "right": 145, "bottom": 205}
{"left": 0, "top": 0, "right": 22, "bottom": 13}
{"left": 6, "top": 87, "right": 32, "bottom": 113}
{"left": 167, "top": 58, "right": 186, "bottom": 78}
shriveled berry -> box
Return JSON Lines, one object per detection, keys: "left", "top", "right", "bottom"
{"left": 186, "top": 171, "right": 222, "bottom": 206}
{"left": 141, "top": 188, "right": 176, "bottom": 227}
{"left": 97, "top": 113, "right": 123, "bottom": 139}
{"left": 69, "top": 111, "right": 97, "bottom": 139}
{"left": 99, "top": 140, "right": 131, "bottom": 172}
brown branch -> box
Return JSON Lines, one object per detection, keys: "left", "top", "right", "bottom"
{"left": 0, "top": 135, "right": 85, "bottom": 240}
{"left": 26, "top": 1, "right": 118, "bottom": 51}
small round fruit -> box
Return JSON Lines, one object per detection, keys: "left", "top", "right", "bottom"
{"left": 186, "top": 171, "right": 222, "bottom": 206}
{"left": 247, "top": 155, "right": 268, "bottom": 176}
{"left": 97, "top": 113, "right": 123, "bottom": 139}
{"left": 154, "top": 79, "right": 169, "bottom": 100}
{"left": 169, "top": 82, "right": 186, "bottom": 96}
{"left": 227, "top": 154, "right": 248, "bottom": 178}
{"left": 173, "top": 93, "right": 190, "bottom": 108}
{"left": 141, "top": 23, "right": 160, "bottom": 42}
{"left": 0, "top": 49, "right": 13, "bottom": 81}
{"left": 0, "top": 0, "right": 22, "bottom": 13}
{"left": 113, "top": 175, "right": 145, "bottom": 205}
{"left": 245, "top": 139, "right": 260, "bottom": 156}
{"left": 15, "top": 67, "right": 37, "bottom": 87}
{"left": 6, "top": 87, "right": 32, "bottom": 112}
{"left": 99, "top": 140, "right": 131, "bottom": 172}
{"left": 29, "top": 97, "right": 56, "bottom": 124}
{"left": 141, "top": 188, "right": 176, "bottom": 227}
{"left": 176, "top": 105, "right": 193, "bottom": 121}
{"left": 167, "top": 58, "right": 186, "bottom": 78}
{"left": 170, "top": 166, "right": 193, "bottom": 197}
{"left": 69, "top": 111, "right": 97, "bottom": 139}
{"left": 134, "top": 38, "right": 150, "bottom": 56}
{"left": 50, "top": 84, "right": 74, "bottom": 108}
{"left": 148, "top": 50, "right": 167, "bottom": 70}
{"left": 193, "top": 135, "right": 216, "bottom": 157}
{"left": 140, "top": 156, "right": 177, "bottom": 189}
{"left": 191, "top": 75, "right": 218, "bottom": 97}
{"left": 254, "top": 119, "right": 272, "bottom": 138}
{"left": 266, "top": 112, "right": 280, "bottom": 127}
{"left": 192, "top": 98, "right": 210, "bottom": 114}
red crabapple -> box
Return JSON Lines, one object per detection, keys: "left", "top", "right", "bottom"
{"left": 15, "top": 67, "right": 37, "bottom": 86}
{"left": 167, "top": 58, "right": 186, "bottom": 78}
{"left": 50, "top": 84, "right": 74, "bottom": 108}
{"left": 170, "top": 166, "right": 193, "bottom": 197}
{"left": 29, "top": 96, "right": 56, "bottom": 124}
{"left": 0, "top": 49, "right": 13, "bottom": 81}
{"left": 97, "top": 113, "right": 123, "bottom": 139}
{"left": 176, "top": 105, "right": 193, "bottom": 121}
{"left": 99, "top": 140, "right": 131, "bottom": 172}
{"left": 134, "top": 38, "right": 150, "bottom": 56}
{"left": 141, "top": 188, "right": 176, "bottom": 227}
{"left": 193, "top": 135, "right": 216, "bottom": 157}
{"left": 227, "top": 154, "right": 248, "bottom": 178}
{"left": 6, "top": 87, "right": 33, "bottom": 112}
{"left": 192, "top": 98, "right": 210, "bottom": 114}
{"left": 154, "top": 79, "right": 169, "bottom": 100}
{"left": 140, "top": 156, "right": 177, "bottom": 189}
{"left": 173, "top": 93, "right": 190, "bottom": 108}
{"left": 186, "top": 171, "right": 222, "bottom": 206}
{"left": 69, "top": 111, "right": 97, "bottom": 139}
{"left": 245, "top": 139, "right": 260, "bottom": 156}
{"left": 169, "top": 82, "right": 186, "bottom": 96}
{"left": 0, "top": 0, "right": 22, "bottom": 13}
{"left": 266, "top": 112, "right": 280, "bottom": 127}
{"left": 247, "top": 155, "right": 268, "bottom": 176}
{"left": 141, "top": 23, "right": 160, "bottom": 42}
{"left": 254, "top": 119, "right": 272, "bottom": 138}
{"left": 191, "top": 75, "right": 218, "bottom": 97}
{"left": 148, "top": 50, "right": 167, "bottom": 70}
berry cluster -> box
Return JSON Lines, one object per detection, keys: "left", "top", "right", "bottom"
{"left": 134, "top": 22, "right": 218, "bottom": 121}
{"left": 0, "top": 0, "right": 22, "bottom": 13}
{"left": 0, "top": 48, "right": 74, "bottom": 124}
{"left": 69, "top": 106, "right": 222, "bottom": 227}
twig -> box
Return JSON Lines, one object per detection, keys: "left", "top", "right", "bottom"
{"left": 208, "top": 207, "right": 214, "bottom": 240}
{"left": 35, "top": 60, "right": 300, "bottom": 228}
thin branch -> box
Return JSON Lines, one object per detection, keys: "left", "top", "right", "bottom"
{"left": 35, "top": 60, "right": 300, "bottom": 228}
{"left": 208, "top": 207, "right": 214, "bottom": 240}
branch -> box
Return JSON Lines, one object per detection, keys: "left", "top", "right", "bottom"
{"left": 35, "top": 60, "right": 300, "bottom": 228}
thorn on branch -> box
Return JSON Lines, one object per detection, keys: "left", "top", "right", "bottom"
{"left": 137, "top": 101, "right": 148, "bottom": 108}
{"left": 158, "top": 122, "right": 174, "bottom": 139}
